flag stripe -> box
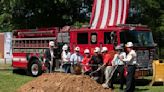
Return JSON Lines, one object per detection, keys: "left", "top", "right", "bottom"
{"left": 108, "top": 0, "right": 116, "bottom": 26}
{"left": 113, "top": 0, "right": 119, "bottom": 25}
{"left": 90, "top": 0, "right": 130, "bottom": 29}
{"left": 91, "top": 0, "right": 102, "bottom": 29}
{"left": 100, "top": 0, "right": 109, "bottom": 29}
{"left": 105, "top": 0, "right": 112, "bottom": 28}
{"left": 89, "top": 0, "right": 97, "bottom": 25}
{"left": 120, "top": 0, "right": 125, "bottom": 24}
{"left": 117, "top": 0, "right": 123, "bottom": 24}
{"left": 122, "top": 0, "right": 127, "bottom": 24}
{"left": 96, "top": 0, "right": 105, "bottom": 29}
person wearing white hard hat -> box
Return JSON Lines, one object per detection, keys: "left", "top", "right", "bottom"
{"left": 70, "top": 46, "right": 83, "bottom": 74}
{"left": 100, "top": 47, "right": 116, "bottom": 89}
{"left": 89, "top": 47, "right": 103, "bottom": 83}
{"left": 109, "top": 45, "right": 126, "bottom": 90}
{"left": 61, "top": 44, "right": 71, "bottom": 73}
{"left": 82, "top": 49, "right": 92, "bottom": 75}
{"left": 101, "top": 47, "right": 108, "bottom": 53}
{"left": 94, "top": 47, "right": 101, "bottom": 54}
{"left": 45, "top": 41, "right": 57, "bottom": 73}
{"left": 119, "top": 42, "right": 137, "bottom": 92}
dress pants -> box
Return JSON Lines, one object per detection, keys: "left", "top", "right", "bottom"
{"left": 125, "top": 65, "right": 136, "bottom": 92}
{"left": 112, "top": 65, "right": 125, "bottom": 89}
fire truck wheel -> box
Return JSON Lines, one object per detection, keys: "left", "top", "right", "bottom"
{"left": 28, "top": 59, "right": 42, "bottom": 77}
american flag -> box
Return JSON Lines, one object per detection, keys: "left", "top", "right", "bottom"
{"left": 90, "top": 0, "right": 130, "bottom": 29}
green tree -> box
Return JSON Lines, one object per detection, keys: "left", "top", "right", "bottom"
{"left": 127, "top": 0, "right": 164, "bottom": 33}
{"left": 12, "top": 0, "right": 83, "bottom": 28}
{"left": 0, "top": 0, "right": 17, "bottom": 32}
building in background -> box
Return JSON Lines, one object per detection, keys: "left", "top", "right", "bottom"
{"left": 0, "top": 33, "right": 4, "bottom": 59}
{"left": 0, "top": 32, "right": 12, "bottom": 64}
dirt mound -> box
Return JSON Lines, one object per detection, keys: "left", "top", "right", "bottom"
{"left": 17, "top": 73, "right": 111, "bottom": 92}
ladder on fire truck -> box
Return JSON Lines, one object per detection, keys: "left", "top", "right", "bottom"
{"left": 12, "top": 37, "right": 56, "bottom": 53}
{"left": 12, "top": 28, "right": 57, "bottom": 53}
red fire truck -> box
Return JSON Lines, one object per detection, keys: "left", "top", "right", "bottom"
{"left": 12, "top": 0, "right": 157, "bottom": 77}
{"left": 12, "top": 24, "right": 156, "bottom": 77}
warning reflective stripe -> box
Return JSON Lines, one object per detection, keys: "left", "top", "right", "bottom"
{"left": 13, "top": 58, "right": 20, "bottom": 61}
{"left": 20, "top": 58, "right": 27, "bottom": 61}
{"left": 90, "top": 0, "right": 130, "bottom": 29}
{"left": 13, "top": 57, "right": 27, "bottom": 62}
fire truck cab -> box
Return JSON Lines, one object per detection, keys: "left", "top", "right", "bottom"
{"left": 70, "top": 24, "right": 156, "bottom": 77}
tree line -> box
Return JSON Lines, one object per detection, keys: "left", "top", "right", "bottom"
{"left": 0, "top": 0, "right": 163, "bottom": 34}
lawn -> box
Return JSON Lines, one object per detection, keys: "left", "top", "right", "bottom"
{"left": 0, "top": 70, "right": 34, "bottom": 92}
{"left": 0, "top": 64, "right": 164, "bottom": 92}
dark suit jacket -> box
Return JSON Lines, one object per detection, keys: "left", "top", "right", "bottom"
{"left": 45, "top": 48, "right": 58, "bottom": 62}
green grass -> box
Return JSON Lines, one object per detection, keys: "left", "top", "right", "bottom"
{"left": 0, "top": 69, "right": 164, "bottom": 92}
{"left": 113, "top": 76, "right": 164, "bottom": 92}
{"left": 0, "top": 64, "right": 12, "bottom": 69}
{"left": 0, "top": 70, "right": 34, "bottom": 92}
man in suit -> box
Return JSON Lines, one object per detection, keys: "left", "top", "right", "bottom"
{"left": 45, "top": 41, "right": 57, "bottom": 73}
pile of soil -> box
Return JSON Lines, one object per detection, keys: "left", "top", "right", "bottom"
{"left": 17, "top": 73, "right": 111, "bottom": 92}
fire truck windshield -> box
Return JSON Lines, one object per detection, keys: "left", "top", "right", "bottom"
{"left": 120, "top": 30, "right": 154, "bottom": 47}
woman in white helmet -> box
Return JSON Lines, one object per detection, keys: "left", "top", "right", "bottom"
{"left": 110, "top": 45, "right": 126, "bottom": 90}
{"left": 82, "top": 49, "right": 92, "bottom": 75}
{"left": 61, "top": 44, "right": 71, "bottom": 73}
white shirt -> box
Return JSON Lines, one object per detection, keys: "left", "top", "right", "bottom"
{"left": 123, "top": 50, "right": 137, "bottom": 65}
{"left": 61, "top": 51, "right": 71, "bottom": 63}
{"left": 70, "top": 53, "right": 83, "bottom": 64}
{"left": 112, "top": 52, "right": 126, "bottom": 65}
{"left": 50, "top": 49, "right": 54, "bottom": 61}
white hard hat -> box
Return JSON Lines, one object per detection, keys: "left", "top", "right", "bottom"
{"left": 84, "top": 49, "right": 90, "bottom": 54}
{"left": 125, "top": 42, "right": 133, "bottom": 47}
{"left": 94, "top": 47, "right": 100, "bottom": 53}
{"left": 49, "top": 41, "right": 55, "bottom": 46}
{"left": 74, "top": 46, "right": 80, "bottom": 51}
{"left": 115, "top": 45, "right": 123, "bottom": 50}
{"left": 62, "top": 44, "right": 68, "bottom": 50}
{"left": 101, "top": 47, "right": 108, "bottom": 52}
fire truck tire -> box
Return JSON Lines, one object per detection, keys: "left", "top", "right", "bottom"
{"left": 28, "top": 59, "right": 42, "bottom": 77}
{"left": 12, "top": 69, "right": 18, "bottom": 73}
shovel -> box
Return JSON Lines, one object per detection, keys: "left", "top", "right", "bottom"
{"left": 105, "top": 65, "right": 118, "bottom": 85}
